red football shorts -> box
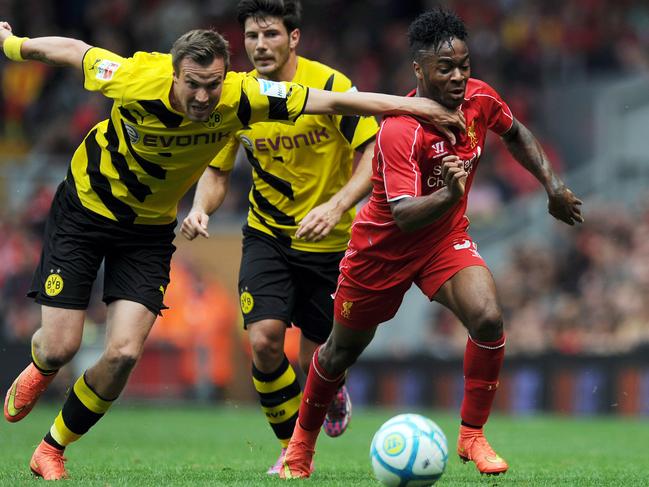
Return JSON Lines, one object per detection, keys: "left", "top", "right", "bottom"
{"left": 333, "top": 231, "right": 487, "bottom": 330}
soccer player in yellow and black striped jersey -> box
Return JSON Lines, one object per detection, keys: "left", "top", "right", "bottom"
{"left": 182, "top": 0, "right": 384, "bottom": 474}
{"left": 0, "top": 16, "right": 463, "bottom": 480}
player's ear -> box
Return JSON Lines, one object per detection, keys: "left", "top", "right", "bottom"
{"left": 413, "top": 61, "right": 423, "bottom": 81}
{"left": 289, "top": 28, "right": 300, "bottom": 49}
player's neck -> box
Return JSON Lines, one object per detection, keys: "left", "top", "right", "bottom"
{"left": 261, "top": 54, "right": 298, "bottom": 82}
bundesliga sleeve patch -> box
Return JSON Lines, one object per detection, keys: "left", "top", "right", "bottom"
{"left": 95, "top": 60, "right": 121, "bottom": 80}
{"left": 258, "top": 79, "right": 287, "bottom": 98}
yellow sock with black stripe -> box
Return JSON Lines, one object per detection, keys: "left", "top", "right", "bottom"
{"left": 252, "top": 355, "right": 302, "bottom": 448}
{"left": 31, "top": 342, "right": 58, "bottom": 376}
{"left": 43, "top": 373, "right": 115, "bottom": 450}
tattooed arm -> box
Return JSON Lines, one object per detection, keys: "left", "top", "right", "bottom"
{"left": 501, "top": 118, "right": 584, "bottom": 225}
{"left": 0, "top": 21, "right": 91, "bottom": 69}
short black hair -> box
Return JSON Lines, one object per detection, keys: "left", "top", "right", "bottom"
{"left": 171, "top": 29, "right": 230, "bottom": 73}
{"left": 407, "top": 8, "right": 468, "bottom": 62}
{"left": 236, "top": 0, "right": 302, "bottom": 32}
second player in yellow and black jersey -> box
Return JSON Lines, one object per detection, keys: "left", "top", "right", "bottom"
{"left": 72, "top": 46, "right": 308, "bottom": 225}
{"left": 211, "top": 56, "right": 378, "bottom": 252}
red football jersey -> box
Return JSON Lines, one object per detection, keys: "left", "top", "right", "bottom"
{"left": 347, "top": 78, "right": 513, "bottom": 264}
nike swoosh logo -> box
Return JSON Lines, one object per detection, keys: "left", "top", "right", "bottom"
{"left": 486, "top": 456, "right": 504, "bottom": 463}
{"left": 6, "top": 382, "right": 24, "bottom": 417}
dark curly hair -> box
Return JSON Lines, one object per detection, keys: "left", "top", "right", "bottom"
{"left": 236, "top": 0, "right": 302, "bottom": 32}
{"left": 407, "top": 7, "right": 468, "bottom": 62}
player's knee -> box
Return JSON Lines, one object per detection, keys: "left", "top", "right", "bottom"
{"left": 249, "top": 332, "right": 284, "bottom": 370}
{"left": 103, "top": 347, "right": 140, "bottom": 376}
{"left": 319, "top": 340, "right": 363, "bottom": 376}
{"left": 468, "top": 308, "right": 503, "bottom": 342}
{"left": 36, "top": 339, "right": 80, "bottom": 369}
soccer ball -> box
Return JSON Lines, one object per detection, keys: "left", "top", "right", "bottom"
{"left": 370, "top": 414, "right": 448, "bottom": 487}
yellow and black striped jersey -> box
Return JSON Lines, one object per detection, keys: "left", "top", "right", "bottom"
{"left": 68, "top": 47, "right": 308, "bottom": 225}
{"left": 210, "top": 56, "right": 379, "bottom": 252}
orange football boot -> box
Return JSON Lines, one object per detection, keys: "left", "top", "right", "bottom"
{"left": 30, "top": 440, "right": 68, "bottom": 480}
{"left": 457, "top": 425, "right": 509, "bottom": 475}
{"left": 4, "top": 363, "right": 57, "bottom": 423}
{"left": 279, "top": 423, "right": 318, "bottom": 479}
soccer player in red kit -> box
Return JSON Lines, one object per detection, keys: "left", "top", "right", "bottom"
{"left": 280, "top": 8, "right": 584, "bottom": 479}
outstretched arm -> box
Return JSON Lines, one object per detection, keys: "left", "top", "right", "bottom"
{"left": 180, "top": 167, "right": 231, "bottom": 240}
{"left": 501, "top": 118, "right": 584, "bottom": 225}
{"left": 296, "top": 140, "right": 375, "bottom": 242}
{"left": 305, "top": 88, "right": 465, "bottom": 145}
{"left": 0, "top": 21, "right": 90, "bottom": 69}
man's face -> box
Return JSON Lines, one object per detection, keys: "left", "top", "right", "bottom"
{"left": 172, "top": 56, "right": 226, "bottom": 122}
{"left": 244, "top": 16, "right": 298, "bottom": 77}
{"left": 414, "top": 37, "right": 470, "bottom": 110}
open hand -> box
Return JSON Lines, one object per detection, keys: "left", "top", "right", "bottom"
{"left": 548, "top": 186, "right": 584, "bottom": 225}
{"left": 416, "top": 99, "right": 465, "bottom": 145}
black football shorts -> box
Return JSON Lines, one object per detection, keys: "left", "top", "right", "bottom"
{"left": 28, "top": 182, "right": 176, "bottom": 315}
{"left": 238, "top": 227, "right": 344, "bottom": 344}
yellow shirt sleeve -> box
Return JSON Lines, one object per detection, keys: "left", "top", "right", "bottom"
{"left": 242, "top": 75, "right": 310, "bottom": 125}
{"left": 209, "top": 136, "right": 240, "bottom": 171}
{"left": 329, "top": 73, "right": 379, "bottom": 150}
{"left": 82, "top": 47, "right": 131, "bottom": 102}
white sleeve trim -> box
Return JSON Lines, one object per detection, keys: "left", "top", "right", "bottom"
{"left": 386, "top": 194, "right": 414, "bottom": 203}
{"left": 377, "top": 119, "right": 421, "bottom": 201}
{"left": 469, "top": 93, "right": 514, "bottom": 132}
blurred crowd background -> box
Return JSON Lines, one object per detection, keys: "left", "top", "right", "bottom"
{"left": 1, "top": 0, "right": 648, "bottom": 411}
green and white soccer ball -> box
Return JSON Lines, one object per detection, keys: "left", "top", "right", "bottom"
{"left": 370, "top": 414, "right": 448, "bottom": 486}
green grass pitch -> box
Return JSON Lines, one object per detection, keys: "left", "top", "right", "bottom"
{"left": 1, "top": 404, "right": 647, "bottom": 486}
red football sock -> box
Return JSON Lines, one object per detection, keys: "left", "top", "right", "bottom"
{"left": 298, "top": 347, "right": 344, "bottom": 431}
{"left": 460, "top": 334, "right": 505, "bottom": 427}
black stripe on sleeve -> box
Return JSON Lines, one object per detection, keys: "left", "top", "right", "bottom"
{"left": 85, "top": 129, "right": 138, "bottom": 224}
{"left": 252, "top": 187, "right": 296, "bottom": 226}
{"left": 104, "top": 121, "right": 152, "bottom": 202}
{"left": 237, "top": 89, "right": 252, "bottom": 128}
{"left": 119, "top": 121, "right": 167, "bottom": 179}
{"left": 294, "top": 87, "right": 309, "bottom": 122}
{"left": 339, "top": 115, "right": 361, "bottom": 145}
{"left": 267, "top": 96, "right": 289, "bottom": 120}
{"left": 323, "top": 73, "right": 335, "bottom": 91}
{"left": 138, "top": 100, "right": 183, "bottom": 128}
